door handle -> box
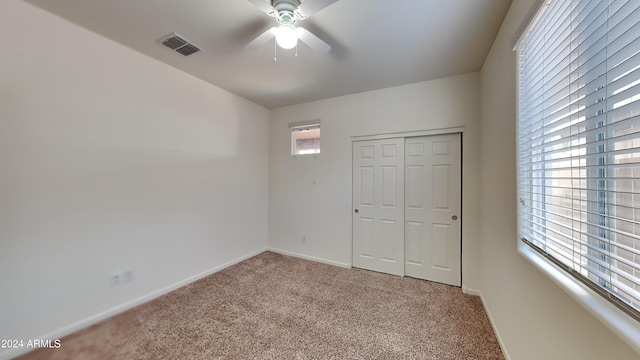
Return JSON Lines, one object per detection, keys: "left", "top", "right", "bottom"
{"left": 355, "top": 209, "right": 359, "bottom": 214}
{"left": 452, "top": 215, "right": 458, "bottom": 220}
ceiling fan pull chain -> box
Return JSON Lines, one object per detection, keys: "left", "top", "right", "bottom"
{"left": 274, "top": 39, "right": 278, "bottom": 62}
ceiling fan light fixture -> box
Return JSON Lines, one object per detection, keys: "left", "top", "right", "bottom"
{"left": 245, "top": 0, "right": 335, "bottom": 54}
{"left": 276, "top": 24, "right": 298, "bottom": 49}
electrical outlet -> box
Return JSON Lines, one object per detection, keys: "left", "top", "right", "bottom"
{"left": 122, "top": 270, "right": 134, "bottom": 283}
{"left": 112, "top": 270, "right": 134, "bottom": 286}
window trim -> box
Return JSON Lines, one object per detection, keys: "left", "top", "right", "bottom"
{"left": 514, "top": 0, "right": 640, "bottom": 353}
{"left": 289, "top": 120, "right": 321, "bottom": 156}
{"left": 518, "top": 239, "right": 640, "bottom": 353}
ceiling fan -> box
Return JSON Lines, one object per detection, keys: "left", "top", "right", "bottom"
{"left": 245, "top": 0, "right": 339, "bottom": 54}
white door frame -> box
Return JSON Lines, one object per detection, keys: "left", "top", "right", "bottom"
{"left": 350, "top": 128, "right": 464, "bottom": 284}
{"left": 351, "top": 127, "right": 465, "bottom": 142}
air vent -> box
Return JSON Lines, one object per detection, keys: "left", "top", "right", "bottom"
{"left": 162, "top": 35, "right": 187, "bottom": 49}
{"left": 176, "top": 44, "right": 200, "bottom": 56}
{"left": 160, "top": 33, "right": 201, "bottom": 56}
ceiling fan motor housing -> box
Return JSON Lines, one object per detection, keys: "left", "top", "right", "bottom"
{"left": 272, "top": 0, "right": 303, "bottom": 24}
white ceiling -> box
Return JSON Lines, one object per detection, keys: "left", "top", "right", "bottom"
{"left": 25, "top": 0, "right": 512, "bottom": 109}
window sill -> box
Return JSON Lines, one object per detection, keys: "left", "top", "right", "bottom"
{"left": 518, "top": 240, "right": 640, "bottom": 354}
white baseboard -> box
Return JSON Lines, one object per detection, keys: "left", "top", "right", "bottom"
{"left": 267, "top": 247, "right": 352, "bottom": 268}
{"left": 3, "top": 250, "right": 505, "bottom": 360}
{"left": 0, "top": 247, "right": 267, "bottom": 360}
{"left": 462, "top": 286, "right": 481, "bottom": 296}
{"left": 477, "top": 291, "right": 511, "bottom": 360}
{"left": 462, "top": 284, "right": 509, "bottom": 358}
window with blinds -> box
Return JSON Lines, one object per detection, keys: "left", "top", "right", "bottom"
{"left": 291, "top": 123, "right": 320, "bottom": 155}
{"left": 517, "top": 0, "right": 640, "bottom": 319}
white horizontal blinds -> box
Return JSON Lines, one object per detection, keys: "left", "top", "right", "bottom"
{"left": 518, "top": 0, "right": 640, "bottom": 315}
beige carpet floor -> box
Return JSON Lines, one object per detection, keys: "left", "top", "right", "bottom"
{"left": 18, "top": 251, "right": 503, "bottom": 359}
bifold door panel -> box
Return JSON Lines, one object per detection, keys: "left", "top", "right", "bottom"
{"left": 404, "top": 135, "right": 461, "bottom": 286}
{"left": 352, "top": 138, "right": 405, "bottom": 276}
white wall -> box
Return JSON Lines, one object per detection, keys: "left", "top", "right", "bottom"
{"left": 479, "top": 0, "right": 638, "bottom": 359}
{"left": 268, "top": 73, "right": 483, "bottom": 290}
{"left": 0, "top": 1, "right": 268, "bottom": 358}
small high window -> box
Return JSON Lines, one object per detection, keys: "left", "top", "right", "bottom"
{"left": 291, "top": 123, "right": 320, "bottom": 155}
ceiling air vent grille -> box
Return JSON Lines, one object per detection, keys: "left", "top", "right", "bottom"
{"left": 160, "top": 33, "right": 201, "bottom": 56}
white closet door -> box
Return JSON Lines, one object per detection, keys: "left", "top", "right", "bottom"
{"left": 405, "top": 134, "right": 461, "bottom": 286}
{"left": 352, "top": 139, "right": 405, "bottom": 276}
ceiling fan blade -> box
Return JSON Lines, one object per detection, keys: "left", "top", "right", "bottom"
{"left": 297, "top": 0, "right": 339, "bottom": 18}
{"left": 297, "top": 27, "right": 331, "bottom": 54}
{"left": 246, "top": 27, "right": 277, "bottom": 50}
{"left": 246, "top": 0, "right": 275, "bottom": 14}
